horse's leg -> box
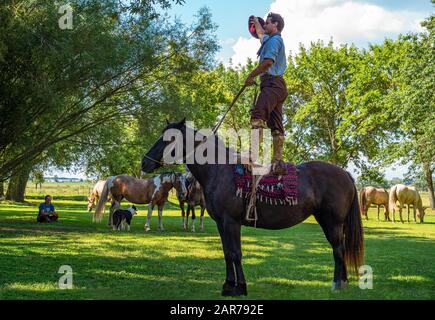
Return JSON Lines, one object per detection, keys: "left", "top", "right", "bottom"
{"left": 108, "top": 201, "right": 117, "bottom": 226}
{"left": 180, "top": 201, "right": 186, "bottom": 230}
{"left": 399, "top": 203, "right": 404, "bottom": 223}
{"left": 191, "top": 205, "right": 196, "bottom": 232}
{"left": 200, "top": 206, "right": 205, "bottom": 232}
{"left": 318, "top": 218, "right": 348, "bottom": 290}
{"left": 377, "top": 205, "right": 380, "bottom": 221}
{"left": 365, "top": 201, "right": 370, "bottom": 220}
{"left": 145, "top": 204, "right": 154, "bottom": 232}
{"left": 185, "top": 205, "right": 190, "bottom": 231}
{"left": 218, "top": 217, "right": 247, "bottom": 296}
{"left": 157, "top": 205, "right": 165, "bottom": 231}
{"left": 413, "top": 203, "right": 417, "bottom": 223}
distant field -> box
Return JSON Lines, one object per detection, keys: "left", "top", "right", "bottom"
{"left": 0, "top": 183, "right": 434, "bottom": 300}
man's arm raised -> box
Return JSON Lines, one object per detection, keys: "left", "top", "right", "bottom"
{"left": 253, "top": 17, "right": 265, "bottom": 41}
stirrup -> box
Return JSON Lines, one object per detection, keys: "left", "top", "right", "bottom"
{"left": 244, "top": 175, "right": 262, "bottom": 225}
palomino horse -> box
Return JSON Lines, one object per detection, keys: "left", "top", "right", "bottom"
{"left": 87, "top": 180, "right": 109, "bottom": 212}
{"left": 389, "top": 184, "right": 427, "bottom": 223}
{"left": 93, "top": 173, "right": 187, "bottom": 231}
{"left": 359, "top": 186, "right": 389, "bottom": 221}
{"left": 177, "top": 172, "right": 206, "bottom": 232}
{"left": 141, "top": 120, "right": 364, "bottom": 296}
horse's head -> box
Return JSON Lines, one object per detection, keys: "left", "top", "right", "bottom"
{"left": 174, "top": 173, "right": 188, "bottom": 201}
{"left": 87, "top": 196, "right": 94, "bottom": 212}
{"left": 418, "top": 206, "right": 428, "bottom": 223}
{"left": 141, "top": 118, "right": 187, "bottom": 174}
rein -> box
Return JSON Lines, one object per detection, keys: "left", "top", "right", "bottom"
{"left": 142, "top": 154, "right": 165, "bottom": 166}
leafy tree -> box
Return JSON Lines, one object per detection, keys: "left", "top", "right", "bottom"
{"left": 0, "top": 1, "right": 218, "bottom": 200}
{"left": 283, "top": 40, "right": 398, "bottom": 167}
{"left": 356, "top": 165, "right": 388, "bottom": 190}
{"left": 381, "top": 12, "right": 434, "bottom": 207}
{"left": 31, "top": 170, "right": 45, "bottom": 189}
{"left": 0, "top": 0, "right": 216, "bottom": 183}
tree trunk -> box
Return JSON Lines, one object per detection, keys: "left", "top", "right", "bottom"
{"left": 0, "top": 181, "right": 4, "bottom": 198}
{"left": 423, "top": 162, "right": 434, "bottom": 209}
{"left": 5, "top": 165, "right": 32, "bottom": 202}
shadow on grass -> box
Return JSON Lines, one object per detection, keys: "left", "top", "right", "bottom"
{"left": 1, "top": 201, "right": 434, "bottom": 299}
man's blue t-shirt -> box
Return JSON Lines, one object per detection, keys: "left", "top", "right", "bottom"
{"left": 258, "top": 33, "right": 287, "bottom": 76}
{"left": 39, "top": 203, "right": 55, "bottom": 215}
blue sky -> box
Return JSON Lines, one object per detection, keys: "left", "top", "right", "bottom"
{"left": 166, "top": 0, "right": 433, "bottom": 65}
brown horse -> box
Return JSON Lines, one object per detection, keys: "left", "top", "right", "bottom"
{"left": 87, "top": 180, "right": 109, "bottom": 212}
{"left": 389, "top": 184, "right": 427, "bottom": 223}
{"left": 177, "top": 172, "right": 206, "bottom": 232}
{"left": 93, "top": 173, "right": 187, "bottom": 231}
{"left": 359, "top": 186, "right": 389, "bottom": 221}
{"left": 141, "top": 120, "right": 364, "bottom": 296}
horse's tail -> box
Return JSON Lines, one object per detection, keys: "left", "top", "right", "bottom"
{"left": 389, "top": 185, "right": 398, "bottom": 211}
{"left": 344, "top": 184, "right": 365, "bottom": 277}
{"left": 94, "top": 176, "right": 114, "bottom": 223}
{"left": 359, "top": 188, "right": 366, "bottom": 213}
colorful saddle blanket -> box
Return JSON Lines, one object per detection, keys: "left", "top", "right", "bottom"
{"left": 233, "top": 164, "right": 298, "bottom": 206}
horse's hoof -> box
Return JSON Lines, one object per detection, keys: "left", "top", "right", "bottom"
{"left": 158, "top": 228, "right": 165, "bottom": 232}
{"left": 145, "top": 227, "right": 151, "bottom": 232}
{"left": 331, "top": 280, "right": 348, "bottom": 291}
{"left": 221, "top": 281, "right": 247, "bottom": 296}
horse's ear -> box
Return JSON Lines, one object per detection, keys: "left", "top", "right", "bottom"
{"left": 165, "top": 118, "right": 170, "bottom": 125}
{"left": 179, "top": 117, "right": 186, "bottom": 125}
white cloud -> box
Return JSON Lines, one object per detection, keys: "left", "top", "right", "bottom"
{"left": 229, "top": 0, "right": 427, "bottom": 66}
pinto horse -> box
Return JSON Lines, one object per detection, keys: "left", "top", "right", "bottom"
{"left": 389, "top": 184, "right": 427, "bottom": 223}
{"left": 359, "top": 186, "right": 389, "bottom": 221}
{"left": 177, "top": 172, "right": 206, "bottom": 232}
{"left": 93, "top": 173, "right": 187, "bottom": 231}
{"left": 141, "top": 120, "right": 364, "bottom": 296}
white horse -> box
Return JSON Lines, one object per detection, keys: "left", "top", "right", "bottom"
{"left": 389, "top": 184, "right": 427, "bottom": 223}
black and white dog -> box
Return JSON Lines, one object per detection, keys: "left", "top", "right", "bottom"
{"left": 112, "top": 205, "right": 137, "bottom": 231}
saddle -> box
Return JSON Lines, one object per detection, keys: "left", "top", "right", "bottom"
{"left": 233, "top": 163, "right": 298, "bottom": 223}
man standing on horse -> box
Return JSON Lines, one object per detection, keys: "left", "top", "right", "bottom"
{"left": 245, "top": 13, "right": 288, "bottom": 175}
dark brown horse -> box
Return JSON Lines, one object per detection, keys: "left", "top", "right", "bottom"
{"left": 141, "top": 120, "right": 364, "bottom": 296}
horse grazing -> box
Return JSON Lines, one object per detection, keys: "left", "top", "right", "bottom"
{"left": 177, "top": 172, "right": 206, "bottom": 232}
{"left": 389, "top": 184, "right": 427, "bottom": 223}
{"left": 359, "top": 187, "right": 389, "bottom": 221}
{"left": 87, "top": 180, "right": 109, "bottom": 213}
{"left": 93, "top": 173, "right": 187, "bottom": 231}
{"left": 141, "top": 119, "right": 364, "bottom": 296}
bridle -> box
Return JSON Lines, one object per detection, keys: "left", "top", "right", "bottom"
{"left": 142, "top": 154, "right": 165, "bottom": 166}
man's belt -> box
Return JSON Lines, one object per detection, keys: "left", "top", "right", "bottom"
{"left": 260, "top": 73, "right": 283, "bottom": 81}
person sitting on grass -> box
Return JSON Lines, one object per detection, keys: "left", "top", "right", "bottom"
{"left": 37, "top": 195, "right": 59, "bottom": 223}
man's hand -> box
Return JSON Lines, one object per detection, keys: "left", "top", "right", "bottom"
{"left": 244, "top": 74, "right": 256, "bottom": 86}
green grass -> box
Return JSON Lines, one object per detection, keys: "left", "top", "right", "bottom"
{"left": 0, "top": 186, "right": 434, "bottom": 300}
